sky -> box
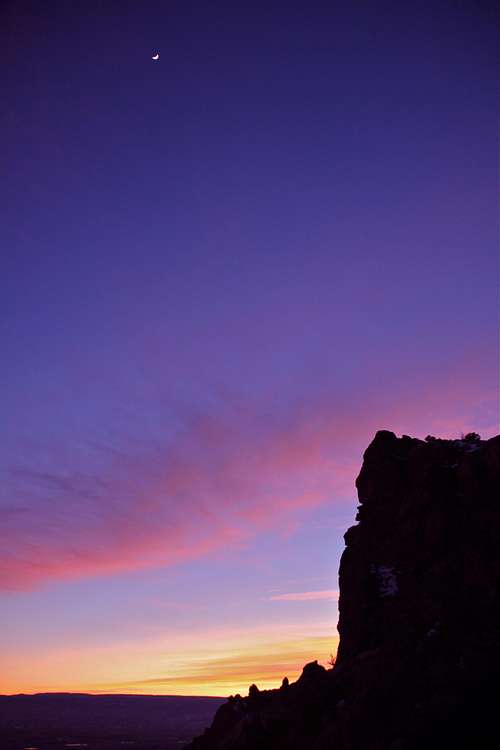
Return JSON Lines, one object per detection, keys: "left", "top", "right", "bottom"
{"left": 1, "top": 0, "right": 498, "bottom": 696}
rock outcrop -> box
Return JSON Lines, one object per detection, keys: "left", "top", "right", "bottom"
{"left": 184, "top": 430, "right": 500, "bottom": 749}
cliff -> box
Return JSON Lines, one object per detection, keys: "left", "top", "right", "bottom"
{"left": 184, "top": 430, "right": 500, "bottom": 750}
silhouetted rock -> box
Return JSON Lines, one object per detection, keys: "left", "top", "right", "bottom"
{"left": 248, "top": 684, "right": 260, "bottom": 700}
{"left": 184, "top": 431, "right": 500, "bottom": 749}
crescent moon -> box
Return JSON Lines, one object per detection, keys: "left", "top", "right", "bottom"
{"left": 152, "top": 53, "right": 160, "bottom": 61}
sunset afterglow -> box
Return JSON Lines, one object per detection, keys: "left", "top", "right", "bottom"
{"left": 1, "top": 0, "right": 497, "bottom": 702}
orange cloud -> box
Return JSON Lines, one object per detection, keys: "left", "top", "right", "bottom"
{"left": 0, "top": 622, "right": 338, "bottom": 697}
{"left": 88, "top": 635, "right": 338, "bottom": 696}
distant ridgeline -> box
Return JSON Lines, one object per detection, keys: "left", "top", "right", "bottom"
{"left": 185, "top": 430, "right": 500, "bottom": 750}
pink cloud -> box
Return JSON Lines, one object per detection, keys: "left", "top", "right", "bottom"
{"left": 268, "top": 589, "right": 339, "bottom": 602}
{"left": 1, "top": 345, "right": 496, "bottom": 591}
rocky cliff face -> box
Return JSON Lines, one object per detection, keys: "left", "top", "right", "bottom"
{"left": 184, "top": 430, "right": 500, "bottom": 750}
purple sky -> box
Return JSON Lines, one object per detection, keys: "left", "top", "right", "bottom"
{"left": 1, "top": 0, "right": 498, "bottom": 694}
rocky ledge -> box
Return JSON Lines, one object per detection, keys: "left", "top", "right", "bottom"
{"left": 184, "top": 430, "right": 500, "bottom": 750}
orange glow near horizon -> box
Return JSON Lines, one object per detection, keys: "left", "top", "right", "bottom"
{"left": 0, "top": 626, "right": 339, "bottom": 698}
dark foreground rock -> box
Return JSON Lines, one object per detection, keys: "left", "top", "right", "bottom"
{"left": 184, "top": 430, "right": 500, "bottom": 749}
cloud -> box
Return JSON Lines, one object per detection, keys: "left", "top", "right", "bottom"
{"left": 0, "top": 400, "right": 352, "bottom": 591}
{"left": 0, "top": 620, "right": 339, "bottom": 695}
{"left": 0, "top": 345, "right": 496, "bottom": 591}
{"left": 268, "top": 589, "right": 339, "bottom": 602}
{"left": 91, "top": 634, "right": 339, "bottom": 696}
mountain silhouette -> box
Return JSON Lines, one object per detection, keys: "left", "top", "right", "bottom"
{"left": 0, "top": 692, "right": 224, "bottom": 750}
